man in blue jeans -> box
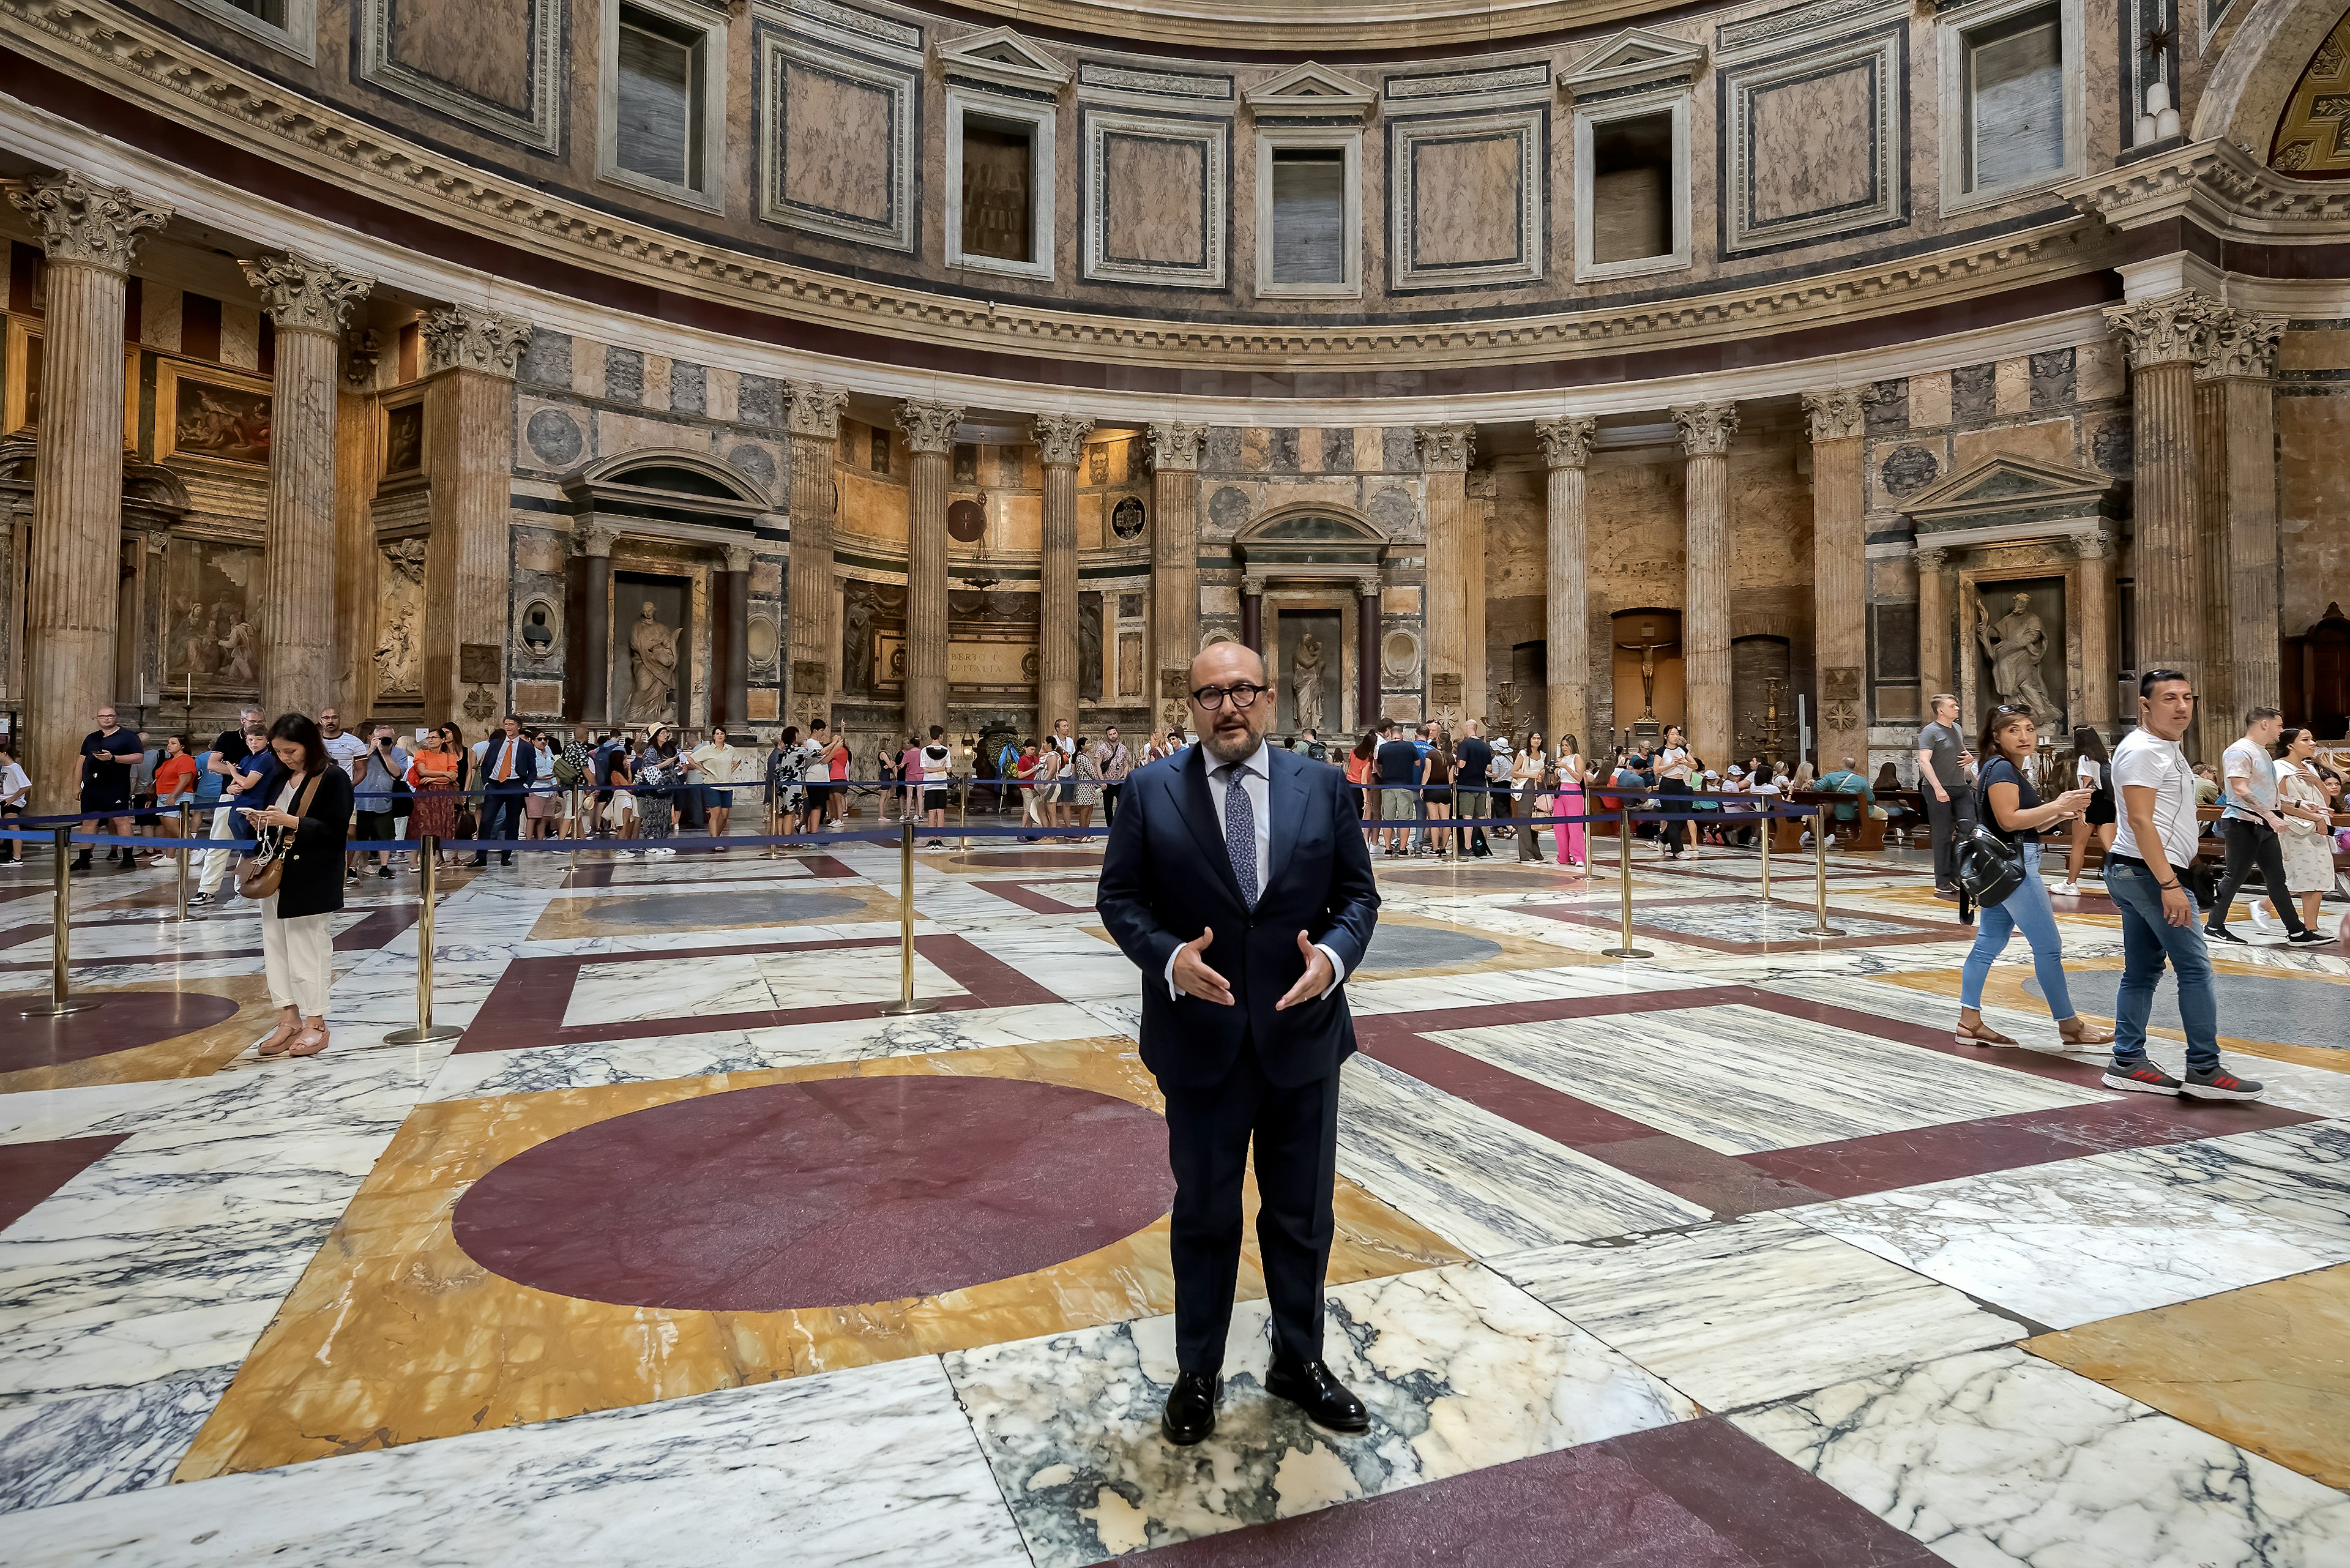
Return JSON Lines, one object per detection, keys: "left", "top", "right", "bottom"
{"left": 2100, "top": 670, "right": 2264, "bottom": 1100}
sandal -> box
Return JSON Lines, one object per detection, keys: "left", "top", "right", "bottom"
{"left": 1955, "top": 1017, "right": 2017, "bottom": 1048}
{"left": 255, "top": 1014, "right": 302, "bottom": 1057}
{"left": 285, "top": 1025, "right": 330, "bottom": 1058}
{"left": 2057, "top": 1017, "right": 2114, "bottom": 1048}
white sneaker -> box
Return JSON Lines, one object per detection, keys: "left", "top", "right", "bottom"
{"left": 2248, "top": 900, "right": 2276, "bottom": 935}
{"left": 2055, "top": 881, "right": 2080, "bottom": 898}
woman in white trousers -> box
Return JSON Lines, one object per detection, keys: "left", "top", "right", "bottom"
{"left": 243, "top": 713, "right": 355, "bottom": 1059}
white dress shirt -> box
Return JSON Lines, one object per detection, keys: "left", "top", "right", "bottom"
{"left": 1163, "top": 739, "right": 1348, "bottom": 1001}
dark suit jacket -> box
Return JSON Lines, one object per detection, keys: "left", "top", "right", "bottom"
{"left": 1097, "top": 744, "right": 1379, "bottom": 1089}
{"left": 480, "top": 735, "right": 539, "bottom": 792}
{"left": 271, "top": 766, "right": 354, "bottom": 920}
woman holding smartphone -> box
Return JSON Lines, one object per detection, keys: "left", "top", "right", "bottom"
{"left": 244, "top": 713, "right": 354, "bottom": 1059}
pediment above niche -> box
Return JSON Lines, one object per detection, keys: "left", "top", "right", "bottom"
{"left": 1232, "top": 506, "right": 1388, "bottom": 577}
{"left": 1559, "top": 28, "right": 1707, "bottom": 99}
{"left": 1902, "top": 454, "right": 2117, "bottom": 540}
{"left": 1243, "top": 62, "right": 1378, "bottom": 122}
{"left": 935, "top": 27, "right": 1070, "bottom": 95}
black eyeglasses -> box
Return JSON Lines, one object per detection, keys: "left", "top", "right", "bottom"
{"left": 1190, "top": 682, "right": 1267, "bottom": 711}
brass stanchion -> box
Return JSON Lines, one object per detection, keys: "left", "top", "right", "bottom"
{"left": 1759, "top": 805, "right": 1772, "bottom": 905}
{"left": 1600, "top": 807, "right": 1653, "bottom": 959}
{"left": 958, "top": 774, "right": 971, "bottom": 852}
{"left": 1799, "top": 807, "right": 1846, "bottom": 938}
{"left": 878, "top": 819, "right": 931, "bottom": 1015}
{"left": 385, "top": 835, "right": 463, "bottom": 1045}
{"left": 21, "top": 826, "right": 102, "bottom": 1017}
{"left": 174, "top": 803, "right": 195, "bottom": 923}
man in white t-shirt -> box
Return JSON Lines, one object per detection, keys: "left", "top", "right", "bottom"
{"left": 917, "top": 724, "right": 954, "bottom": 845}
{"left": 2102, "top": 670, "right": 2265, "bottom": 1100}
{"left": 319, "top": 707, "right": 369, "bottom": 882}
{"left": 2206, "top": 706, "right": 2325, "bottom": 945}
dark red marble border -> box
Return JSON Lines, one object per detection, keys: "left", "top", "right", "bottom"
{"left": 0, "top": 1133, "right": 127, "bottom": 1231}
{"left": 455, "top": 931, "right": 1059, "bottom": 1054}
{"left": 1515, "top": 896, "right": 1966, "bottom": 954}
{"left": 974, "top": 880, "right": 1096, "bottom": 914}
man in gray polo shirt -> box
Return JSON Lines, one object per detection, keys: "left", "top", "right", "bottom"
{"left": 1916, "top": 693, "right": 1974, "bottom": 900}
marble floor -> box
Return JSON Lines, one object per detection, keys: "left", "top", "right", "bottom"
{"left": 2, "top": 825, "right": 2348, "bottom": 1566}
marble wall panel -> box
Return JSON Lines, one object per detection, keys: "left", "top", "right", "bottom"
{"left": 1993, "top": 357, "right": 2032, "bottom": 416}
{"left": 765, "top": 37, "right": 917, "bottom": 252}
{"left": 1952, "top": 416, "right": 2075, "bottom": 474}
{"left": 1908, "top": 370, "right": 1952, "bottom": 427}
{"left": 1084, "top": 113, "right": 1225, "bottom": 287}
{"left": 358, "top": 0, "right": 559, "bottom": 151}
{"left": 1722, "top": 28, "right": 1904, "bottom": 255}
{"left": 1746, "top": 64, "right": 1878, "bottom": 228}
{"left": 1411, "top": 137, "right": 1524, "bottom": 269}
{"left": 1389, "top": 110, "right": 1544, "bottom": 288}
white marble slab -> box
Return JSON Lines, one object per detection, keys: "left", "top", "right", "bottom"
{"left": 942, "top": 1261, "right": 1695, "bottom": 1568}
{"left": 10, "top": 1355, "right": 1028, "bottom": 1567}
{"left": 0, "top": 1365, "right": 233, "bottom": 1514}
{"left": 1731, "top": 1345, "right": 2350, "bottom": 1567}
{"left": 2087, "top": 1121, "right": 2350, "bottom": 1241}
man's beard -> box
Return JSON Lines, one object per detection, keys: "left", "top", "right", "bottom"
{"left": 1200, "top": 722, "right": 1258, "bottom": 764}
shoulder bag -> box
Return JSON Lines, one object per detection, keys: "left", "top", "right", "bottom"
{"left": 236, "top": 769, "right": 325, "bottom": 902}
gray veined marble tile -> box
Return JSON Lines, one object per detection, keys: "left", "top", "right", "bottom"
{"left": 2082, "top": 1121, "right": 2350, "bottom": 1240}
{"left": 9, "top": 1355, "right": 1026, "bottom": 1568}
{"left": 1335, "top": 1055, "right": 1708, "bottom": 1255}
{"left": 0, "top": 1364, "right": 234, "bottom": 1515}
{"left": 1730, "top": 1345, "right": 2350, "bottom": 1567}
{"left": 942, "top": 1260, "right": 1696, "bottom": 1568}
{"left": 1495, "top": 1213, "right": 2031, "bottom": 1411}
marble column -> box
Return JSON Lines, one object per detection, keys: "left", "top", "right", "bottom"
{"left": 333, "top": 334, "right": 380, "bottom": 714}
{"left": 2073, "top": 531, "right": 2114, "bottom": 728}
{"left": 1034, "top": 413, "right": 1092, "bottom": 736}
{"left": 1416, "top": 423, "right": 1473, "bottom": 720}
{"left": 1535, "top": 416, "right": 1595, "bottom": 751}
{"left": 898, "top": 398, "right": 963, "bottom": 738}
{"left": 1916, "top": 546, "right": 1950, "bottom": 705}
{"left": 2199, "top": 308, "right": 2287, "bottom": 738}
{"left": 420, "top": 305, "right": 531, "bottom": 728}
{"left": 1804, "top": 387, "right": 1870, "bottom": 772}
{"left": 1672, "top": 401, "right": 1738, "bottom": 767}
{"left": 1239, "top": 573, "right": 1265, "bottom": 653}
{"left": 1147, "top": 421, "right": 1204, "bottom": 728}
{"left": 6, "top": 173, "right": 169, "bottom": 815}
{"left": 784, "top": 382, "right": 848, "bottom": 728}
{"left": 575, "top": 521, "right": 615, "bottom": 725}
{"left": 720, "top": 540, "right": 752, "bottom": 728}
{"left": 2105, "top": 291, "right": 2217, "bottom": 736}
{"left": 1356, "top": 572, "right": 1382, "bottom": 728}
{"left": 242, "top": 252, "right": 373, "bottom": 719}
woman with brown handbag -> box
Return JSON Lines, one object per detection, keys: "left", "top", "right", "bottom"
{"left": 238, "top": 713, "right": 355, "bottom": 1059}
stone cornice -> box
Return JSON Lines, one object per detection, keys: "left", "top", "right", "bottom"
{"left": 240, "top": 250, "right": 373, "bottom": 335}
{"left": 4, "top": 168, "right": 168, "bottom": 272}
{"left": 2062, "top": 137, "right": 2350, "bottom": 242}
{"left": 0, "top": 0, "right": 2122, "bottom": 378}
{"left": 1534, "top": 416, "right": 1595, "bottom": 469}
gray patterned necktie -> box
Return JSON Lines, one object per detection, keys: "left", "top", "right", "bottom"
{"left": 1219, "top": 761, "right": 1258, "bottom": 907}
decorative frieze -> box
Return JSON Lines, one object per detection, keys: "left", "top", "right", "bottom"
{"left": 422, "top": 305, "right": 532, "bottom": 378}
{"left": 6, "top": 170, "right": 170, "bottom": 273}
{"left": 1033, "top": 414, "right": 1095, "bottom": 468}
{"left": 897, "top": 399, "right": 964, "bottom": 453}
{"left": 1415, "top": 423, "right": 1475, "bottom": 471}
{"left": 240, "top": 251, "right": 373, "bottom": 336}
{"left": 1672, "top": 401, "right": 1739, "bottom": 455}
{"left": 1534, "top": 416, "right": 1595, "bottom": 469}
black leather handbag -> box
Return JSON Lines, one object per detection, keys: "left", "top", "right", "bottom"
{"left": 1953, "top": 823, "right": 2025, "bottom": 908}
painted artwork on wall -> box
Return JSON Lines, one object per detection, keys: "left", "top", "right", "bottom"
{"left": 3, "top": 320, "right": 42, "bottom": 434}
{"left": 159, "top": 364, "right": 272, "bottom": 466}
{"left": 384, "top": 399, "right": 424, "bottom": 477}
{"left": 163, "top": 537, "right": 263, "bottom": 692}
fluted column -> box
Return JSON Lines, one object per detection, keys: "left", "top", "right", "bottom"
{"left": 1034, "top": 413, "right": 1092, "bottom": 736}
{"left": 785, "top": 382, "right": 848, "bottom": 728}
{"left": 2200, "top": 308, "right": 2286, "bottom": 735}
{"left": 1804, "top": 387, "right": 1870, "bottom": 772}
{"left": 720, "top": 540, "right": 752, "bottom": 728}
{"left": 420, "top": 305, "right": 530, "bottom": 726}
{"left": 1356, "top": 572, "right": 1382, "bottom": 728}
{"left": 2106, "top": 291, "right": 2217, "bottom": 738}
{"left": 1416, "top": 423, "right": 1473, "bottom": 720}
{"left": 899, "top": 398, "right": 963, "bottom": 737}
{"left": 244, "top": 252, "right": 373, "bottom": 719}
{"left": 1673, "top": 401, "right": 1738, "bottom": 766}
{"left": 575, "top": 521, "right": 615, "bottom": 725}
{"left": 1147, "top": 421, "right": 1204, "bottom": 729}
{"left": 7, "top": 173, "right": 169, "bottom": 814}
{"left": 1917, "top": 546, "right": 1950, "bottom": 706}
{"left": 1536, "top": 416, "right": 1595, "bottom": 750}
{"left": 2074, "top": 531, "right": 2113, "bottom": 728}
{"left": 333, "top": 334, "right": 379, "bottom": 714}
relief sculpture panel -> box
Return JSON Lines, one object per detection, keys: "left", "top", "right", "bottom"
{"left": 374, "top": 538, "right": 427, "bottom": 700}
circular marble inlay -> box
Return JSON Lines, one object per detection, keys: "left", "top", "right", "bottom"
{"left": 570, "top": 889, "right": 865, "bottom": 928}
{"left": 524, "top": 408, "right": 582, "bottom": 466}
{"left": 452, "top": 1077, "right": 1174, "bottom": 1310}
{"left": 2, "top": 989, "right": 243, "bottom": 1075}
{"left": 2027, "top": 971, "right": 2348, "bottom": 1050}
{"left": 1360, "top": 924, "right": 1503, "bottom": 970}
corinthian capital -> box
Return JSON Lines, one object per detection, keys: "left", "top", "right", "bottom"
{"left": 1801, "top": 387, "right": 1871, "bottom": 444}
{"left": 897, "top": 398, "right": 964, "bottom": 453}
{"left": 785, "top": 382, "right": 849, "bottom": 439}
{"left": 1032, "top": 413, "right": 1095, "bottom": 468}
{"left": 723, "top": 542, "right": 756, "bottom": 574}
{"left": 1534, "top": 416, "right": 1595, "bottom": 470}
{"left": 241, "top": 251, "right": 375, "bottom": 337}
{"left": 7, "top": 171, "right": 171, "bottom": 274}
{"left": 422, "top": 305, "right": 532, "bottom": 377}
{"left": 2102, "top": 289, "right": 2220, "bottom": 370}
{"left": 2195, "top": 307, "right": 2285, "bottom": 381}
{"left": 1146, "top": 420, "right": 1206, "bottom": 472}
{"left": 1672, "top": 401, "right": 1739, "bottom": 457}
{"left": 1415, "top": 422, "right": 1474, "bottom": 471}
{"left": 574, "top": 521, "right": 618, "bottom": 558}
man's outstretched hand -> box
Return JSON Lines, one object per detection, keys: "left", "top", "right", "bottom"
{"left": 1275, "top": 930, "right": 1334, "bottom": 1012}
{"left": 1173, "top": 927, "right": 1234, "bottom": 1006}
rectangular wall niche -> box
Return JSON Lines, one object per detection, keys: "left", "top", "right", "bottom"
{"left": 1081, "top": 111, "right": 1228, "bottom": 288}
{"left": 1256, "top": 126, "right": 1362, "bottom": 297}
{"left": 1573, "top": 87, "right": 1689, "bottom": 282}
{"left": 358, "top": 0, "right": 562, "bottom": 153}
{"left": 1721, "top": 26, "right": 1904, "bottom": 255}
{"left": 1387, "top": 109, "right": 1545, "bottom": 290}
{"left": 1939, "top": 0, "right": 2082, "bottom": 212}
{"left": 602, "top": 0, "right": 728, "bottom": 210}
{"left": 946, "top": 86, "right": 1056, "bottom": 280}
{"left": 761, "top": 34, "right": 917, "bottom": 252}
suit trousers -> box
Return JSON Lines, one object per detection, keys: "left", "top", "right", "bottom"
{"left": 1925, "top": 785, "right": 1975, "bottom": 890}
{"left": 480, "top": 788, "right": 526, "bottom": 853}
{"left": 1158, "top": 1042, "right": 1341, "bottom": 1378}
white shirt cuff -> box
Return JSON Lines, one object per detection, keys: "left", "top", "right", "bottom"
{"left": 1163, "top": 940, "right": 1350, "bottom": 1000}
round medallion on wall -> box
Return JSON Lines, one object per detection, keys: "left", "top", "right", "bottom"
{"left": 947, "top": 498, "right": 988, "bottom": 543}
{"left": 525, "top": 409, "right": 583, "bottom": 468}
{"left": 516, "top": 597, "right": 560, "bottom": 662}
{"left": 1880, "top": 446, "right": 1940, "bottom": 499}
{"left": 728, "top": 444, "right": 778, "bottom": 496}
{"left": 745, "top": 614, "right": 779, "bottom": 668}
{"left": 1382, "top": 629, "right": 1422, "bottom": 682}
{"left": 1110, "top": 495, "right": 1146, "bottom": 540}
{"left": 1021, "top": 649, "right": 1041, "bottom": 680}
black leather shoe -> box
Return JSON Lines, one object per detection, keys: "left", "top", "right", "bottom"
{"left": 1264, "top": 1359, "right": 1370, "bottom": 1433}
{"left": 1160, "top": 1370, "right": 1219, "bottom": 1446}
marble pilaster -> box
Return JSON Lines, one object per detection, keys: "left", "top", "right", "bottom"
{"left": 1535, "top": 416, "right": 1594, "bottom": 750}
{"left": 1239, "top": 572, "right": 1265, "bottom": 654}
{"left": 1356, "top": 571, "right": 1382, "bottom": 725}
{"left": 785, "top": 383, "right": 848, "bottom": 729}
{"left": 1033, "top": 414, "right": 1092, "bottom": 736}
{"left": 1917, "top": 547, "right": 1950, "bottom": 703}
{"left": 719, "top": 540, "right": 752, "bottom": 729}
{"left": 899, "top": 400, "right": 963, "bottom": 738}
{"left": 2105, "top": 291, "right": 2217, "bottom": 739}
{"left": 333, "top": 334, "right": 380, "bottom": 715}
{"left": 6, "top": 173, "right": 169, "bottom": 814}
{"left": 242, "top": 253, "right": 373, "bottom": 719}
{"left": 1673, "top": 401, "right": 1737, "bottom": 767}
{"left": 1804, "top": 389, "right": 1870, "bottom": 771}
{"left": 1416, "top": 424, "right": 1473, "bottom": 722}
{"left": 2073, "top": 531, "right": 2114, "bottom": 728}
{"left": 2199, "top": 309, "right": 2286, "bottom": 734}
{"left": 574, "top": 522, "right": 616, "bottom": 725}
{"left": 420, "top": 305, "right": 529, "bottom": 727}
{"left": 1146, "top": 422, "right": 1203, "bottom": 730}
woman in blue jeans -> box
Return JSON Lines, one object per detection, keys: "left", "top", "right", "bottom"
{"left": 1954, "top": 705, "right": 2114, "bottom": 1050}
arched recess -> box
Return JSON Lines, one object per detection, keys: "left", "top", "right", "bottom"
{"left": 2191, "top": 0, "right": 2350, "bottom": 152}
{"left": 1231, "top": 504, "right": 1389, "bottom": 737}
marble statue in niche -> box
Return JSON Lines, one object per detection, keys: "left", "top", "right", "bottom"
{"left": 625, "top": 600, "right": 681, "bottom": 723}
{"left": 1977, "top": 589, "right": 2062, "bottom": 725}
{"left": 1291, "top": 630, "right": 1329, "bottom": 733}
{"left": 843, "top": 592, "right": 875, "bottom": 697}
{"left": 1079, "top": 594, "right": 1103, "bottom": 702}
{"left": 374, "top": 537, "right": 427, "bottom": 698}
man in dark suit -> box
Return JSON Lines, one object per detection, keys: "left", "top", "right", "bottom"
{"left": 473, "top": 714, "right": 537, "bottom": 867}
{"left": 1097, "top": 642, "right": 1381, "bottom": 1446}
